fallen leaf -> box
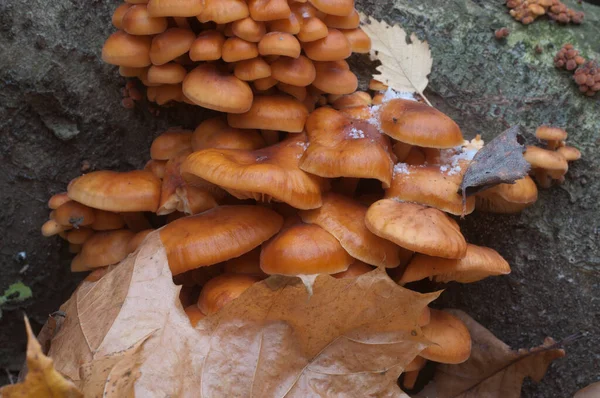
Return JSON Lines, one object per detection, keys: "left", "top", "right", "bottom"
{"left": 45, "top": 231, "right": 440, "bottom": 397}
{"left": 0, "top": 316, "right": 82, "bottom": 398}
{"left": 416, "top": 309, "right": 565, "bottom": 398}
{"left": 458, "top": 126, "right": 530, "bottom": 214}
{"left": 360, "top": 13, "right": 433, "bottom": 105}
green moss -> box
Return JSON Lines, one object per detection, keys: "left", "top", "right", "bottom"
{"left": 0, "top": 282, "right": 33, "bottom": 310}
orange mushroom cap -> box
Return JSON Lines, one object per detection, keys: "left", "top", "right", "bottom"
{"left": 189, "top": 30, "right": 225, "bottom": 61}
{"left": 297, "top": 16, "right": 328, "bottom": 42}
{"left": 122, "top": 4, "right": 168, "bottom": 35}
{"left": 144, "top": 159, "right": 167, "bottom": 179}
{"left": 399, "top": 244, "right": 511, "bottom": 284}
{"left": 299, "top": 193, "right": 407, "bottom": 268}
{"left": 147, "top": 84, "right": 184, "bottom": 105}
{"left": 227, "top": 95, "right": 308, "bottom": 132}
{"left": 268, "top": 12, "right": 301, "bottom": 34}
{"left": 147, "top": 63, "right": 187, "bottom": 84}
{"left": 181, "top": 134, "right": 325, "bottom": 209}
{"left": 147, "top": 0, "right": 204, "bottom": 17}
{"left": 197, "top": 273, "right": 260, "bottom": 315}
{"left": 191, "top": 118, "right": 266, "bottom": 151}
{"left": 556, "top": 145, "right": 581, "bottom": 161}
{"left": 475, "top": 175, "right": 538, "bottom": 213}
{"left": 420, "top": 309, "right": 472, "bottom": 364}
{"left": 234, "top": 57, "right": 272, "bottom": 81}
{"left": 258, "top": 32, "right": 301, "bottom": 58}
{"left": 150, "top": 28, "right": 196, "bottom": 65}
{"left": 377, "top": 99, "right": 464, "bottom": 148}
{"left": 330, "top": 91, "right": 372, "bottom": 109}
{"left": 523, "top": 146, "right": 568, "bottom": 173}
{"left": 90, "top": 210, "right": 127, "bottom": 231}
{"left": 300, "top": 107, "right": 395, "bottom": 186}
{"left": 260, "top": 222, "right": 354, "bottom": 275}
{"left": 184, "top": 304, "right": 206, "bottom": 327}
{"left": 277, "top": 83, "right": 307, "bottom": 101}
{"left": 385, "top": 164, "right": 475, "bottom": 216}
{"left": 71, "top": 229, "right": 136, "bottom": 270}
{"left": 323, "top": 8, "right": 359, "bottom": 29}
{"left": 159, "top": 205, "right": 283, "bottom": 275}
{"left": 150, "top": 129, "right": 192, "bottom": 160}
{"left": 224, "top": 247, "right": 268, "bottom": 278}
{"left": 309, "top": 0, "right": 354, "bottom": 16}
{"left": 198, "top": 0, "right": 249, "bottom": 24}
{"left": 48, "top": 192, "right": 71, "bottom": 209}
{"left": 232, "top": 17, "right": 267, "bottom": 42}
{"left": 366, "top": 199, "right": 468, "bottom": 259}
{"left": 248, "top": 0, "right": 292, "bottom": 21}
{"left": 41, "top": 219, "right": 71, "bottom": 237}
{"left": 302, "top": 29, "right": 352, "bottom": 61}
{"left": 331, "top": 260, "right": 374, "bottom": 279}
{"left": 270, "top": 55, "right": 316, "bottom": 87}
{"left": 340, "top": 27, "right": 371, "bottom": 53}
{"left": 222, "top": 37, "right": 259, "bottom": 62}
{"left": 183, "top": 64, "right": 253, "bottom": 113}
{"left": 312, "top": 60, "right": 358, "bottom": 94}
{"left": 66, "top": 228, "right": 95, "bottom": 245}
{"left": 112, "top": 3, "right": 132, "bottom": 29}
{"left": 102, "top": 30, "right": 152, "bottom": 68}
{"left": 67, "top": 170, "right": 161, "bottom": 213}
{"left": 535, "top": 126, "right": 568, "bottom": 142}
{"left": 54, "top": 201, "right": 96, "bottom": 228}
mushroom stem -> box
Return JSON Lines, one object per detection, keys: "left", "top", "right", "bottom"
{"left": 402, "top": 370, "right": 420, "bottom": 390}
{"left": 546, "top": 139, "right": 560, "bottom": 151}
{"left": 333, "top": 177, "right": 360, "bottom": 196}
{"left": 533, "top": 168, "right": 552, "bottom": 189}
{"left": 122, "top": 212, "right": 153, "bottom": 232}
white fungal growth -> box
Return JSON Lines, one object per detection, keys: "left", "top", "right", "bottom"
{"left": 381, "top": 87, "right": 417, "bottom": 103}
{"left": 393, "top": 163, "right": 410, "bottom": 175}
{"left": 348, "top": 127, "right": 366, "bottom": 139}
{"left": 368, "top": 105, "right": 382, "bottom": 129}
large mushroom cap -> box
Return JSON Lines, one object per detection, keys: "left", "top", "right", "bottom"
{"left": 535, "top": 126, "right": 568, "bottom": 142}
{"left": 197, "top": 273, "right": 260, "bottom": 315}
{"left": 300, "top": 107, "right": 394, "bottom": 187}
{"left": 312, "top": 60, "right": 358, "bottom": 95}
{"left": 524, "top": 146, "right": 569, "bottom": 172}
{"left": 365, "top": 199, "right": 467, "bottom": 259}
{"left": 159, "top": 205, "right": 283, "bottom": 275}
{"left": 475, "top": 175, "right": 538, "bottom": 213}
{"left": 183, "top": 64, "right": 253, "bottom": 113}
{"left": 198, "top": 0, "right": 250, "bottom": 24}
{"left": 378, "top": 99, "right": 464, "bottom": 148}
{"left": 309, "top": 0, "right": 355, "bottom": 17}
{"left": 227, "top": 95, "right": 308, "bottom": 133}
{"left": 149, "top": 28, "right": 196, "bottom": 65}
{"left": 420, "top": 309, "right": 472, "bottom": 364}
{"left": 302, "top": 29, "right": 352, "bottom": 61}
{"left": 68, "top": 170, "right": 161, "bottom": 213}
{"left": 399, "top": 244, "right": 511, "bottom": 284}
{"left": 260, "top": 222, "right": 354, "bottom": 276}
{"left": 181, "top": 135, "right": 325, "bottom": 209}
{"left": 102, "top": 31, "right": 152, "bottom": 68}
{"left": 385, "top": 164, "right": 475, "bottom": 216}
{"left": 191, "top": 117, "right": 265, "bottom": 151}
{"left": 299, "top": 193, "right": 407, "bottom": 268}
{"left": 557, "top": 145, "right": 581, "bottom": 161}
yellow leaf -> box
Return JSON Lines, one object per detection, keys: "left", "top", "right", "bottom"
{"left": 44, "top": 231, "right": 439, "bottom": 396}
{"left": 0, "top": 316, "right": 82, "bottom": 398}
{"left": 360, "top": 12, "right": 433, "bottom": 105}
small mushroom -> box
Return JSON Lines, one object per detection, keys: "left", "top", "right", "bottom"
{"left": 102, "top": 31, "right": 152, "bottom": 68}
{"left": 189, "top": 30, "right": 225, "bottom": 61}
{"left": 523, "top": 146, "right": 568, "bottom": 188}
{"left": 70, "top": 229, "right": 136, "bottom": 272}
{"left": 149, "top": 28, "right": 196, "bottom": 66}
{"left": 54, "top": 201, "right": 96, "bottom": 228}
{"left": 398, "top": 244, "right": 511, "bottom": 284}
{"left": 535, "top": 126, "right": 567, "bottom": 151}
{"left": 197, "top": 273, "right": 260, "bottom": 315}
{"left": 302, "top": 29, "right": 352, "bottom": 61}
{"left": 475, "top": 176, "right": 538, "bottom": 213}
{"left": 122, "top": 5, "right": 168, "bottom": 35}
{"left": 227, "top": 95, "right": 308, "bottom": 132}
{"left": 150, "top": 129, "right": 193, "bottom": 160}
{"left": 420, "top": 309, "right": 471, "bottom": 364}
{"left": 147, "top": 0, "right": 204, "bottom": 17}
{"left": 224, "top": 248, "right": 268, "bottom": 278}
{"left": 198, "top": 0, "right": 250, "bottom": 24}
{"left": 232, "top": 17, "right": 267, "bottom": 42}
{"left": 222, "top": 37, "right": 259, "bottom": 62}
{"left": 366, "top": 199, "right": 468, "bottom": 259}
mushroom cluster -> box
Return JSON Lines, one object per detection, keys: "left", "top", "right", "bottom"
{"left": 506, "top": 0, "right": 583, "bottom": 24}
{"left": 574, "top": 60, "right": 600, "bottom": 97}
{"left": 554, "top": 43, "right": 586, "bottom": 71}
{"left": 102, "top": 0, "right": 371, "bottom": 112}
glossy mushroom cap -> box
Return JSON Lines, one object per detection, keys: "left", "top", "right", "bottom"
{"left": 54, "top": 201, "right": 96, "bottom": 228}
{"left": 227, "top": 95, "right": 308, "bottom": 132}
{"left": 385, "top": 164, "right": 475, "bottom": 216}
{"left": 234, "top": 57, "right": 272, "bottom": 81}
{"left": 150, "top": 129, "right": 193, "bottom": 160}
{"left": 71, "top": 229, "right": 136, "bottom": 271}
{"left": 258, "top": 32, "right": 301, "bottom": 58}
{"left": 249, "top": 0, "right": 292, "bottom": 21}
{"left": 102, "top": 31, "right": 152, "bottom": 68}
{"left": 378, "top": 99, "right": 464, "bottom": 148}
{"left": 48, "top": 192, "right": 71, "bottom": 209}
{"left": 189, "top": 30, "right": 225, "bottom": 61}
{"left": 475, "top": 176, "right": 538, "bottom": 213}
{"left": 222, "top": 37, "right": 259, "bottom": 62}
{"left": 302, "top": 29, "right": 352, "bottom": 61}
{"left": 149, "top": 28, "right": 196, "bottom": 65}
{"left": 68, "top": 170, "right": 161, "bottom": 213}
{"left": 323, "top": 9, "right": 360, "bottom": 29}
{"left": 232, "top": 17, "right": 266, "bottom": 42}
{"left": 147, "top": 63, "right": 187, "bottom": 84}
{"left": 197, "top": 273, "right": 260, "bottom": 315}
{"left": 535, "top": 125, "right": 567, "bottom": 148}
{"left": 420, "top": 309, "right": 472, "bottom": 364}
{"left": 183, "top": 64, "right": 253, "bottom": 113}
{"left": 341, "top": 28, "right": 371, "bottom": 53}
{"left": 310, "top": 0, "right": 355, "bottom": 16}
{"left": 159, "top": 206, "right": 283, "bottom": 275}
{"left": 300, "top": 193, "right": 408, "bottom": 268}
{"left": 557, "top": 145, "right": 581, "bottom": 161}
{"left": 90, "top": 210, "right": 127, "bottom": 231}
{"left": 300, "top": 107, "right": 395, "bottom": 187}
{"left": 270, "top": 55, "right": 316, "bottom": 87}
{"left": 399, "top": 244, "right": 511, "bottom": 284}
{"left": 224, "top": 248, "right": 267, "bottom": 278}
{"left": 198, "top": 0, "right": 250, "bottom": 24}
{"left": 122, "top": 5, "right": 168, "bottom": 35}
{"left": 524, "top": 146, "right": 569, "bottom": 176}
{"left": 366, "top": 199, "right": 467, "bottom": 259}
{"left": 312, "top": 60, "right": 358, "bottom": 95}
{"left": 181, "top": 134, "right": 325, "bottom": 209}
{"left": 260, "top": 223, "right": 354, "bottom": 276}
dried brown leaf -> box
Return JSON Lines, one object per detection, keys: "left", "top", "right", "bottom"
{"left": 45, "top": 232, "right": 439, "bottom": 397}
{"left": 0, "top": 316, "right": 82, "bottom": 398}
{"left": 360, "top": 13, "right": 433, "bottom": 105}
{"left": 416, "top": 309, "right": 565, "bottom": 398}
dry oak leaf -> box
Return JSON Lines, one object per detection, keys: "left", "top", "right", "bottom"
{"left": 0, "top": 316, "right": 82, "bottom": 398}
{"left": 360, "top": 12, "right": 433, "bottom": 105}
{"left": 45, "top": 231, "right": 440, "bottom": 397}
{"left": 416, "top": 309, "right": 565, "bottom": 398}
